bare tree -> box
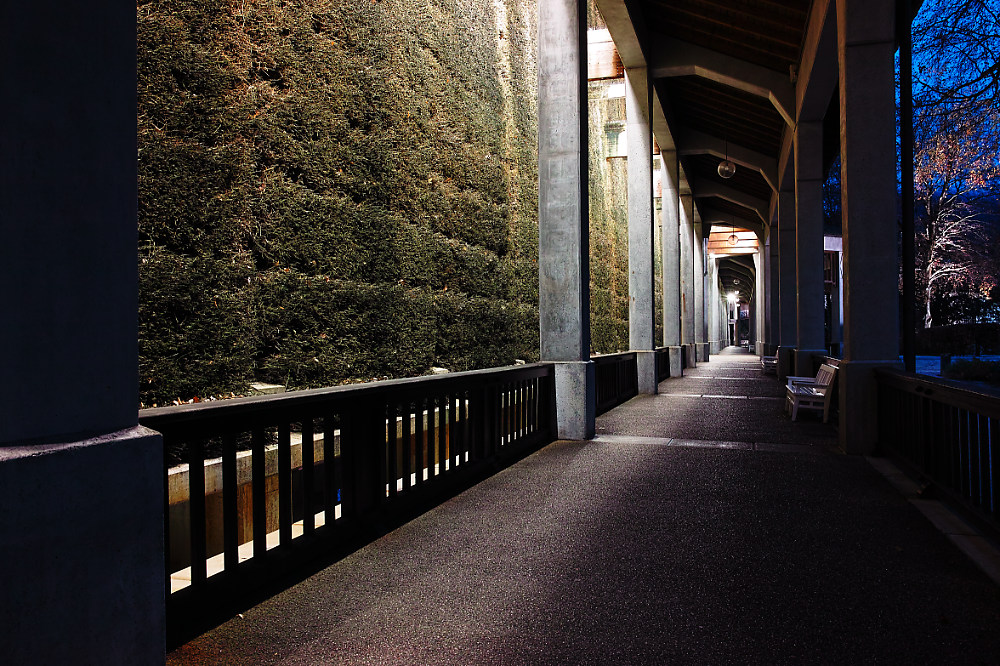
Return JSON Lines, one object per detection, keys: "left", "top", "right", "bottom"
{"left": 914, "top": 106, "right": 998, "bottom": 327}
{"left": 912, "top": 0, "right": 1000, "bottom": 117}
{"left": 910, "top": 0, "right": 1000, "bottom": 327}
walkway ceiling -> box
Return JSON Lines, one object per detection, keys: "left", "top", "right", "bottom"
{"left": 597, "top": 0, "right": 814, "bottom": 238}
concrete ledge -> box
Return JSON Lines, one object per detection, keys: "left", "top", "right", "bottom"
{"left": 0, "top": 427, "right": 165, "bottom": 665}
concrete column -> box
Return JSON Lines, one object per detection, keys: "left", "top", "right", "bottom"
{"left": 775, "top": 190, "right": 797, "bottom": 379}
{"left": 767, "top": 233, "right": 781, "bottom": 355}
{"left": 754, "top": 250, "right": 765, "bottom": 355}
{"left": 680, "top": 193, "right": 697, "bottom": 367}
{"left": 0, "top": 3, "right": 165, "bottom": 663}
{"left": 708, "top": 258, "right": 722, "bottom": 353}
{"left": 693, "top": 220, "right": 707, "bottom": 362}
{"left": 539, "top": 0, "right": 595, "bottom": 440}
{"left": 661, "top": 152, "right": 683, "bottom": 376}
{"left": 825, "top": 236, "right": 845, "bottom": 357}
{"left": 794, "top": 121, "right": 828, "bottom": 375}
{"left": 837, "top": 0, "right": 901, "bottom": 453}
{"left": 626, "top": 67, "right": 657, "bottom": 393}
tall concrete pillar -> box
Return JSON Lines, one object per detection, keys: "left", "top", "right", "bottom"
{"left": 708, "top": 258, "right": 722, "bottom": 353}
{"left": 661, "top": 152, "right": 683, "bottom": 376}
{"left": 754, "top": 249, "right": 765, "bottom": 355}
{"left": 626, "top": 67, "right": 657, "bottom": 394}
{"left": 539, "top": 0, "right": 595, "bottom": 439}
{"left": 775, "top": 190, "right": 798, "bottom": 379}
{"left": 767, "top": 232, "right": 781, "bottom": 355}
{"left": 680, "top": 193, "right": 697, "bottom": 367}
{"left": 837, "top": 0, "right": 901, "bottom": 453}
{"left": 794, "top": 121, "right": 828, "bottom": 375}
{"left": 0, "top": 3, "right": 164, "bottom": 663}
{"left": 693, "top": 220, "right": 707, "bottom": 362}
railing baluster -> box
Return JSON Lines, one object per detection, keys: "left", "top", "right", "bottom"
{"left": 188, "top": 438, "right": 207, "bottom": 588}
{"left": 416, "top": 397, "right": 426, "bottom": 485}
{"left": 427, "top": 396, "right": 437, "bottom": 478}
{"left": 278, "top": 423, "right": 292, "bottom": 546}
{"left": 222, "top": 433, "right": 238, "bottom": 574}
{"left": 402, "top": 402, "right": 412, "bottom": 491}
{"left": 252, "top": 428, "right": 266, "bottom": 557}
{"left": 449, "top": 393, "right": 459, "bottom": 469}
{"left": 323, "top": 411, "right": 337, "bottom": 525}
{"left": 438, "top": 394, "right": 448, "bottom": 474}
{"left": 302, "top": 417, "right": 315, "bottom": 534}
{"left": 386, "top": 402, "right": 398, "bottom": 499}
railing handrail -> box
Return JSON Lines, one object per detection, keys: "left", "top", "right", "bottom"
{"left": 140, "top": 363, "right": 554, "bottom": 433}
{"left": 591, "top": 351, "right": 638, "bottom": 364}
{"left": 875, "top": 367, "right": 1000, "bottom": 419}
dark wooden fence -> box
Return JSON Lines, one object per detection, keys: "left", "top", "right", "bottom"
{"left": 655, "top": 347, "right": 670, "bottom": 382}
{"left": 876, "top": 368, "right": 1000, "bottom": 530}
{"left": 593, "top": 352, "right": 638, "bottom": 414}
{"left": 140, "top": 363, "right": 555, "bottom": 645}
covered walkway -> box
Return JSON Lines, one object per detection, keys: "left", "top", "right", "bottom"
{"left": 169, "top": 352, "right": 1000, "bottom": 664}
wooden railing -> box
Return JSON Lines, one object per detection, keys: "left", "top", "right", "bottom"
{"left": 875, "top": 368, "right": 1000, "bottom": 530}
{"left": 593, "top": 352, "right": 638, "bottom": 414}
{"left": 140, "top": 363, "right": 555, "bottom": 645}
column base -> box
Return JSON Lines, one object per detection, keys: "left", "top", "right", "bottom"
{"left": 839, "top": 359, "right": 903, "bottom": 455}
{"left": 697, "top": 342, "right": 711, "bottom": 362}
{"left": 554, "top": 361, "right": 596, "bottom": 440}
{"left": 685, "top": 344, "right": 697, "bottom": 368}
{"left": 777, "top": 346, "right": 795, "bottom": 380}
{"left": 0, "top": 426, "right": 165, "bottom": 664}
{"left": 795, "top": 348, "right": 827, "bottom": 377}
{"left": 635, "top": 350, "right": 658, "bottom": 394}
{"left": 667, "top": 346, "right": 683, "bottom": 377}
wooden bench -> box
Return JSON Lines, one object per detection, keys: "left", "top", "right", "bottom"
{"left": 784, "top": 363, "right": 837, "bottom": 422}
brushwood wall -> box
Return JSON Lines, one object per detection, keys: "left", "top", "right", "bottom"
{"left": 137, "top": 0, "right": 539, "bottom": 405}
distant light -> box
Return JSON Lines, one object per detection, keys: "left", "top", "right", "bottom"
{"left": 727, "top": 232, "right": 739, "bottom": 246}
{"left": 717, "top": 159, "right": 736, "bottom": 179}
{"left": 607, "top": 82, "right": 626, "bottom": 99}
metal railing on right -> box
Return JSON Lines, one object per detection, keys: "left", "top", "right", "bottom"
{"left": 876, "top": 368, "right": 999, "bottom": 530}
{"left": 593, "top": 352, "right": 638, "bottom": 414}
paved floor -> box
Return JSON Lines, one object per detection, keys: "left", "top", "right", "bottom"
{"left": 169, "top": 349, "right": 1000, "bottom": 665}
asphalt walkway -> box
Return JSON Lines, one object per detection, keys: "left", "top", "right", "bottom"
{"left": 169, "top": 349, "right": 1000, "bottom": 664}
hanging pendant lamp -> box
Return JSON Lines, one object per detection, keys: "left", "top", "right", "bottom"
{"left": 718, "top": 135, "right": 736, "bottom": 179}
{"left": 727, "top": 217, "right": 739, "bottom": 246}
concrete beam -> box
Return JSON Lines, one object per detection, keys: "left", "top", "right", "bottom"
{"left": 651, "top": 36, "right": 795, "bottom": 127}
{"left": 700, "top": 210, "right": 765, "bottom": 238}
{"left": 594, "top": 0, "right": 645, "bottom": 68}
{"left": 692, "top": 180, "right": 769, "bottom": 225}
{"left": 796, "top": 0, "right": 838, "bottom": 122}
{"left": 676, "top": 128, "right": 778, "bottom": 193}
